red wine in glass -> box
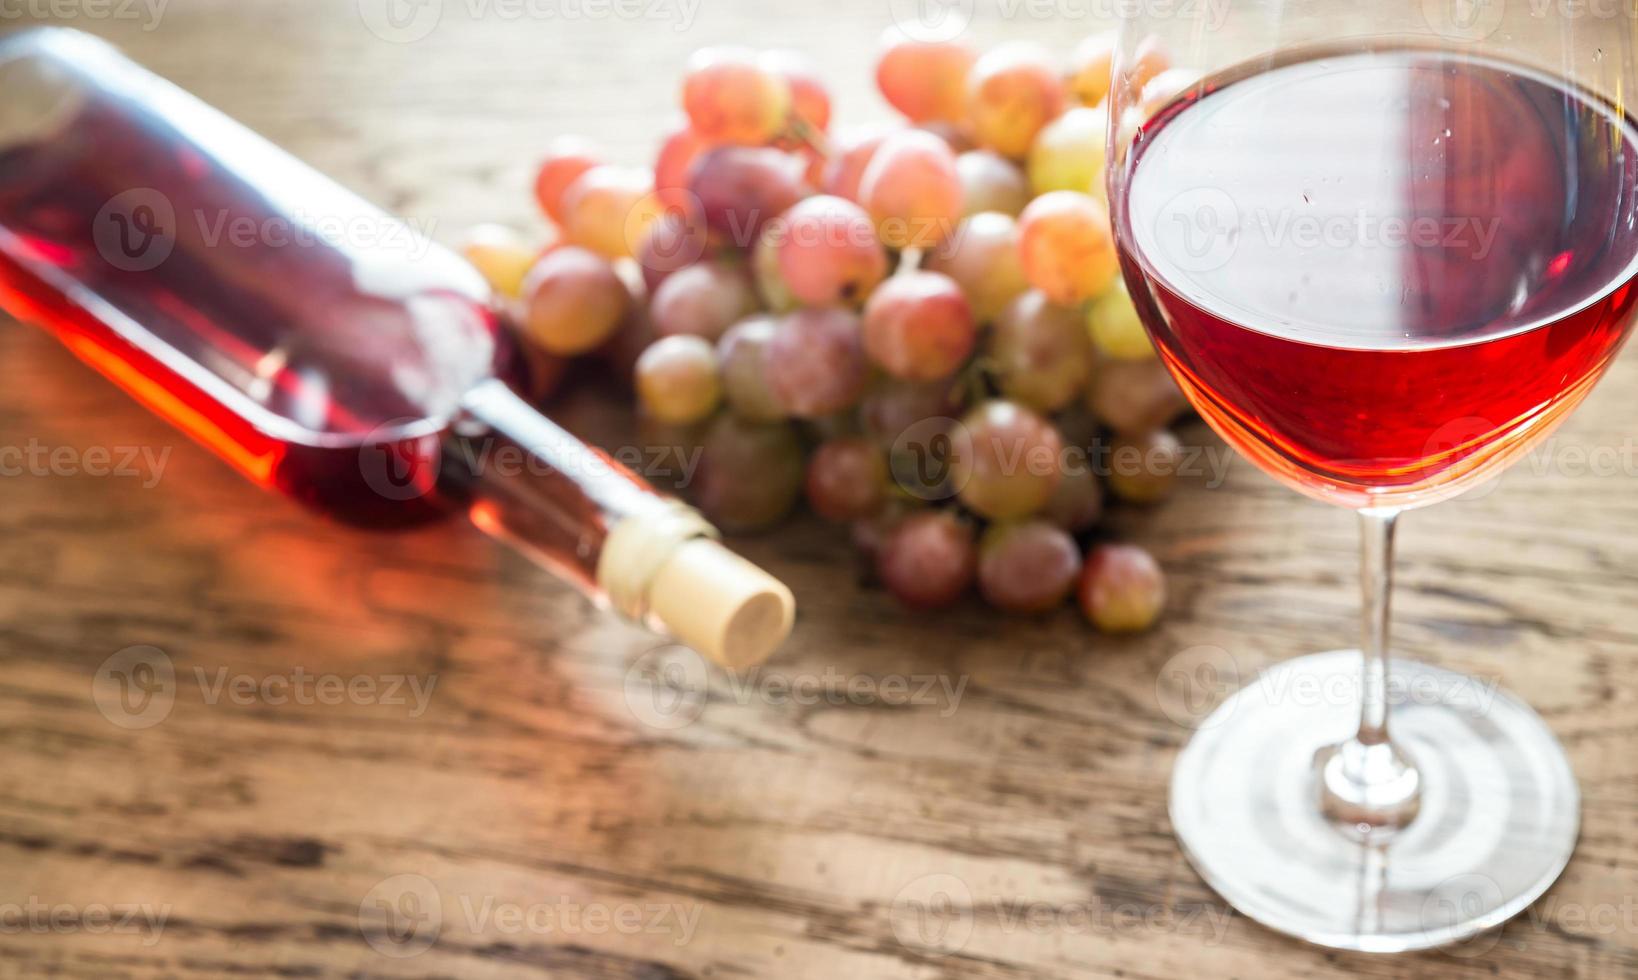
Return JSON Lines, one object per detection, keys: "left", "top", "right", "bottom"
{"left": 1119, "top": 47, "right": 1638, "bottom": 508}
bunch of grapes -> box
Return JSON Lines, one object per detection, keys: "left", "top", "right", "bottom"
{"left": 459, "top": 32, "right": 1199, "bottom": 633}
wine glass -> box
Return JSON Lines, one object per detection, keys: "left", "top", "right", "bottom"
{"left": 1106, "top": 0, "right": 1637, "bottom": 952}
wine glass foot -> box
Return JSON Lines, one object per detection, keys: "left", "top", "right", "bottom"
{"left": 1169, "top": 650, "right": 1579, "bottom": 953}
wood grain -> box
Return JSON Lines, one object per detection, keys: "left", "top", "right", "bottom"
{"left": 2, "top": 2, "right": 1638, "bottom": 977}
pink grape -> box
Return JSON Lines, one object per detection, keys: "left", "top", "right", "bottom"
{"left": 955, "top": 150, "right": 1031, "bottom": 217}
{"left": 560, "top": 165, "right": 661, "bottom": 260}
{"left": 654, "top": 121, "right": 708, "bottom": 209}
{"left": 1043, "top": 465, "right": 1104, "bottom": 533}
{"left": 806, "top": 436, "right": 888, "bottom": 522}
{"left": 821, "top": 126, "right": 891, "bottom": 203}
{"left": 877, "top": 510, "right": 978, "bottom": 610}
{"left": 858, "top": 130, "right": 965, "bottom": 249}
{"left": 918, "top": 121, "right": 978, "bottom": 155}
{"left": 635, "top": 334, "right": 722, "bottom": 425}
{"left": 1078, "top": 543, "right": 1166, "bottom": 633}
{"left": 534, "top": 136, "right": 601, "bottom": 224}
{"left": 458, "top": 224, "right": 546, "bottom": 299}
{"left": 1107, "top": 429, "right": 1183, "bottom": 504}
{"left": 1086, "top": 358, "right": 1189, "bottom": 436}
{"left": 925, "top": 211, "right": 1030, "bottom": 322}
{"left": 1066, "top": 32, "right": 1116, "bottom": 107}
{"left": 763, "top": 308, "right": 868, "bottom": 418}
{"left": 775, "top": 195, "right": 889, "bottom": 307}
{"left": 635, "top": 206, "right": 711, "bottom": 293}
{"left": 978, "top": 521, "right": 1083, "bottom": 614}
{"left": 717, "top": 315, "right": 785, "bottom": 422}
{"left": 967, "top": 43, "right": 1067, "bottom": 159}
{"left": 1028, "top": 106, "right": 1109, "bottom": 197}
{"left": 875, "top": 30, "right": 975, "bottom": 123}
{"left": 760, "top": 49, "right": 831, "bottom": 134}
{"left": 950, "top": 400, "right": 1063, "bottom": 520}
{"left": 688, "top": 146, "right": 808, "bottom": 247}
{"left": 681, "top": 47, "right": 793, "bottom": 146}
{"left": 1017, "top": 190, "right": 1120, "bottom": 304}
{"left": 987, "top": 290, "right": 1096, "bottom": 412}
{"left": 650, "top": 260, "right": 759, "bottom": 341}
{"left": 751, "top": 218, "right": 798, "bottom": 312}
{"left": 860, "top": 378, "right": 965, "bottom": 448}
{"left": 518, "top": 246, "right": 630, "bottom": 356}
{"left": 862, "top": 270, "right": 976, "bottom": 381}
{"left": 693, "top": 414, "right": 805, "bottom": 533}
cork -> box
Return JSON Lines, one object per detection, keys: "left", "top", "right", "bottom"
{"left": 645, "top": 538, "right": 795, "bottom": 670}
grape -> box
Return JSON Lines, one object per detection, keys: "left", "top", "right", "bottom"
{"left": 987, "top": 290, "right": 1096, "bottom": 412}
{"left": 821, "top": 126, "right": 891, "bottom": 203}
{"left": 1043, "top": 464, "right": 1104, "bottom": 533}
{"left": 635, "top": 206, "right": 711, "bottom": 293}
{"left": 519, "top": 246, "right": 630, "bottom": 355}
{"left": 1107, "top": 429, "right": 1183, "bottom": 504}
{"left": 458, "top": 224, "right": 544, "bottom": 299}
{"left": 875, "top": 30, "right": 976, "bottom": 123}
{"left": 806, "top": 436, "right": 888, "bottom": 522}
{"left": 1128, "top": 36, "right": 1173, "bottom": 97}
{"left": 516, "top": 340, "right": 568, "bottom": 404}
{"left": 654, "top": 122, "right": 708, "bottom": 209}
{"left": 967, "top": 43, "right": 1067, "bottom": 159}
{"left": 1027, "top": 106, "right": 1109, "bottom": 198}
{"left": 650, "top": 259, "right": 759, "bottom": 341}
{"left": 596, "top": 263, "right": 654, "bottom": 384}
{"left": 688, "top": 146, "right": 808, "bottom": 247}
{"left": 693, "top": 414, "right": 805, "bottom": 533}
{"left": 918, "top": 121, "right": 977, "bottom": 155}
{"left": 1066, "top": 33, "right": 1115, "bottom": 107}
{"left": 876, "top": 510, "right": 977, "bottom": 610}
{"left": 1086, "top": 358, "right": 1189, "bottom": 436}
{"left": 861, "top": 378, "right": 965, "bottom": 449}
{"left": 850, "top": 503, "right": 910, "bottom": 577}
{"left": 751, "top": 218, "right": 799, "bottom": 312}
{"left": 1086, "top": 278, "right": 1155, "bottom": 359}
{"left": 950, "top": 400, "right": 1063, "bottom": 519}
{"left": 637, "top": 414, "right": 706, "bottom": 493}
{"left": 561, "top": 165, "right": 661, "bottom": 261}
{"left": 635, "top": 334, "right": 722, "bottom": 425}
{"left": 763, "top": 308, "right": 868, "bottom": 418}
{"left": 534, "top": 136, "right": 601, "bottom": 224}
{"left": 955, "top": 150, "right": 1031, "bottom": 217}
{"left": 1140, "top": 67, "right": 1203, "bottom": 119}
{"left": 925, "top": 211, "right": 1029, "bottom": 322}
{"left": 1077, "top": 543, "right": 1166, "bottom": 633}
{"left": 775, "top": 195, "right": 889, "bottom": 307}
{"left": 716, "top": 315, "right": 785, "bottom": 422}
{"left": 859, "top": 130, "right": 965, "bottom": 250}
{"left": 862, "top": 270, "right": 976, "bottom": 381}
{"left": 1017, "top": 191, "right": 1120, "bottom": 305}
{"left": 978, "top": 521, "right": 1083, "bottom": 614}
{"left": 760, "top": 49, "right": 831, "bottom": 134}
{"left": 681, "top": 46, "right": 793, "bottom": 146}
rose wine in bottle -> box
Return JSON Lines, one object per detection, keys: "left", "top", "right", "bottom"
{"left": 0, "top": 29, "right": 794, "bottom": 668}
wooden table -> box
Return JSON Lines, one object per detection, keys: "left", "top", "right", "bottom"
{"left": 3, "top": 3, "right": 1637, "bottom": 977}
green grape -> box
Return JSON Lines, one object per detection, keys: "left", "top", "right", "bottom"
{"left": 988, "top": 290, "right": 1096, "bottom": 412}
{"left": 950, "top": 400, "right": 1064, "bottom": 519}
{"left": 635, "top": 334, "right": 722, "bottom": 425}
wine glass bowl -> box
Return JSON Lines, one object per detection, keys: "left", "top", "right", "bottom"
{"left": 1106, "top": 2, "right": 1638, "bottom": 952}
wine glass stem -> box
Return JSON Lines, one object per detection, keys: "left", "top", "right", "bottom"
{"left": 1318, "top": 508, "right": 1423, "bottom": 831}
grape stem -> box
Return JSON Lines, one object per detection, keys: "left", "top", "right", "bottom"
{"left": 897, "top": 247, "right": 925, "bottom": 275}
{"left": 786, "top": 116, "right": 833, "bottom": 160}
